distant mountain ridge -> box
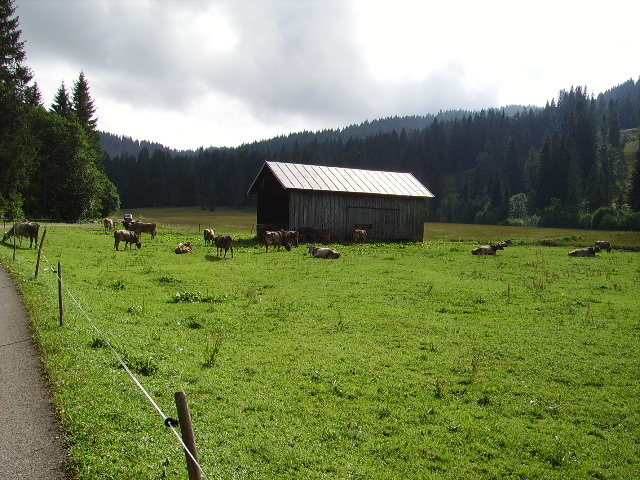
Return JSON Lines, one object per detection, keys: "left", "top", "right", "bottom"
{"left": 100, "top": 105, "right": 537, "bottom": 158}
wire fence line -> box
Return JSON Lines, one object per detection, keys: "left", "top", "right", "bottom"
{"left": 37, "top": 250, "right": 209, "bottom": 479}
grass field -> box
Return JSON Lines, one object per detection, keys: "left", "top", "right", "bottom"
{"left": 1, "top": 210, "right": 639, "bottom": 479}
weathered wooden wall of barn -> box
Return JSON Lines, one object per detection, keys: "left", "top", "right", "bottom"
{"left": 289, "top": 191, "right": 426, "bottom": 241}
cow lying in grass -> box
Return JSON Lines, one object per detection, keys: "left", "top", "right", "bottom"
{"left": 114, "top": 230, "right": 141, "bottom": 250}
{"left": 215, "top": 235, "right": 234, "bottom": 258}
{"left": 3, "top": 221, "right": 40, "bottom": 248}
{"left": 568, "top": 246, "right": 600, "bottom": 257}
{"left": 307, "top": 244, "right": 341, "bottom": 259}
{"left": 203, "top": 229, "right": 216, "bottom": 247}
{"left": 175, "top": 242, "right": 193, "bottom": 254}
{"left": 595, "top": 240, "right": 612, "bottom": 252}
{"left": 471, "top": 244, "right": 504, "bottom": 255}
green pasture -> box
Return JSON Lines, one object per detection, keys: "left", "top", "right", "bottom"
{"left": 1, "top": 213, "right": 639, "bottom": 479}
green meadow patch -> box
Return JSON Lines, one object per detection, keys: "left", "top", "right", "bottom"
{"left": 1, "top": 218, "right": 639, "bottom": 479}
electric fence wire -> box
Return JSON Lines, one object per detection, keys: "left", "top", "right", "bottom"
{"left": 39, "top": 252, "right": 208, "bottom": 479}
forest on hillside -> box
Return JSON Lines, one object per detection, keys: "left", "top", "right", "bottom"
{"left": 1, "top": 0, "right": 117, "bottom": 222}
{"left": 104, "top": 80, "right": 640, "bottom": 230}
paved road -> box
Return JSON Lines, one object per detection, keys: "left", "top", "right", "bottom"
{"left": 0, "top": 262, "right": 67, "bottom": 479}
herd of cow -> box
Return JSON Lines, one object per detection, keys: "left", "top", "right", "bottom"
{"left": 2, "top": 219, "right": 613, "bottom": 261}
{"left": 470, "top": 238, "right": 613, "bottom": 257}
{"left": 103, "top": 219, "right": 366, "bottom": 259}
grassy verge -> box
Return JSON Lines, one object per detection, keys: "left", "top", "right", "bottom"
{"left": 1, "top": 217, "right": 639, "bottom": 479}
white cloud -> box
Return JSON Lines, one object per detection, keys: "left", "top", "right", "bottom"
{"left": 15, "top": 0, "right": 639, "bottom": 150}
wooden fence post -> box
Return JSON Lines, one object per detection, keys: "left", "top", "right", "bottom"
{"left": 35, "top": 229, "right": 47, "bottom": 278}
{"left": 174, "top": 391, "right": 202, "bottom": 480}
{"left": 12, "top": 223, "right": 17, "bottom": 261}
{"left": 58, "top": 261, "right": 64, "bottom": 327}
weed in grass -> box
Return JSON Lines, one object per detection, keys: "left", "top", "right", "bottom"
{"left": 185, "top": 315, "right": 205, "bottom": 329}
{"left": 90, "top": 337, "right": 109, "bottom": 349}
{"left": 171, "top": 291, "right": 227, "bottom": 303}
{"left": 127, "top": 305, "right": 144, "bottom": 316}
{"left": 118, "top": 352, "right": 159, "bottom": 376}
{"left": 110, "top": 279, "right": 125, "bottom": 290}
{"left": 433, "top": 380, "right": 446, "bottom": 399}
{"left": 158, "top": 274, "right": 179, "bottom": 284}
{"left": 203, "top": 328, "right": 224, "bottom": 368}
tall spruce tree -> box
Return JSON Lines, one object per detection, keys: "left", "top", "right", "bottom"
{"left": 0, "top": 0, "right": 35, "bottom": 214}
{"left": 51, "top": 81, "right": 73, "bottom": 119}
{"left": 72, "top": 71, "right": 97, "bottom": 133}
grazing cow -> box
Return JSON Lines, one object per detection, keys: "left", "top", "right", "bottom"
{"left": 307, "top": 244, "right": 341, "bottom": 259}
{"left": 254, "top": 224, "right": 275, "bottom": 237}
{"left": 351, "top": 228, "right": 367, "bottom": 243}
{"left": 203, "top": 229, "right": 216, "bottom": 247}
{"left": 103, "top": 218, "right": 115, "bottom": 232}
{"left": 114, "top": 230, "right": 141, "bottom": 250}
{"left": 175, "top": 242, "right": 193, "bottom": 254}
{"left": 298, "top": 227, "right": 331, "bottom": 243}
{"left": 283, "top": 230, "right": 299, "bottom": 248}
{"left": 3, "top": 222, "right": 40, "bottom": 248}
{"left": 471, "top": 244, "right": 504, "bottom": 255}
{"left": 123, "top": 218, "right": 135, "bottom": 230}
{"left": 264, "top": 230, "right": 291, "bottom": 252}
{"left": 568, "top": 246, "right": 600, "bottom": 257}
{"left": 595, "top": 241, "right": 612, "bottom": 253}
{"left": 215, "top": 235, "right": 234, "bottom": 258}
{"left": 131, "top": 221, "right": 157, "bottom": 239}
{"left": 500, "top": 239, "right": 513, "bottom": 247}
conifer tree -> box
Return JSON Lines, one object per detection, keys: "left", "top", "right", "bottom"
{"left": 51, "top": 81, "right": 73, "bottom": 119}
{"left": 628, "top": 140, "right": 640, "bottom": 211}
{"left": 0, "top": 0, "right": 35, "bottom": 209}
{"left": 72, "top": 71, "right": 97, "bottom": 132}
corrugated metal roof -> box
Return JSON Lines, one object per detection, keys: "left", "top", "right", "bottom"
{"left": 254, "top": 162, "right": 434, "bottom": 198}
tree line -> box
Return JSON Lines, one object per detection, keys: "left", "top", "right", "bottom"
{"left": 0, "top": 0, "right": 118, "bottom": 223}
{"left": 105, "top": 80, "right": 640, "bottom": 230}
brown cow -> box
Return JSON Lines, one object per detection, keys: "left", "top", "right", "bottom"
{"left": 131, "top": 221, "right": 157, "bottom": 239}
{"left": 215, "top": 235, "right": 234, "bottom": 258}
{"left": 114, "top": 230, "right": 141, "bottom": 250}
{"left": 595, "top": 241, "right": 612, "bottom": 253}
{"left": 264, "top": 230, "right": 291, "bottom": 252}
{"left": 351, "top": 228, "right": 367, "bottom": 242}
{"left": 3, "top": 222, "right": 40, "bottom": 248}
{"left": 282, "top": 230, "right": 299, "bottom": 248}
{"left": 103, "top": 218, "right": 115, "bottom": 232}
{"left": 203, "top": 229, "right": 216, "bottom": 247}
{"left": 471, "top": 244, "right": 504, "bottom": 255}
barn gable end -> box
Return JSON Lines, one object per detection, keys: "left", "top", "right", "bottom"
{"left": 248, "top": 162, "right": 434, "bottom": 241}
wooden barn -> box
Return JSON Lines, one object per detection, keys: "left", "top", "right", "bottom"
{"left": 248, "top": 161, "right": 434, "bottom": 241}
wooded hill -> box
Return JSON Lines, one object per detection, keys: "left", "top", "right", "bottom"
{"left": 103, "top": 79, "right": 640, "bottom": 230}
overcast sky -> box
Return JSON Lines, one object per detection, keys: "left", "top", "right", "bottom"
{"left": 15, "top": 0, "right": 639, "bottom": 150}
